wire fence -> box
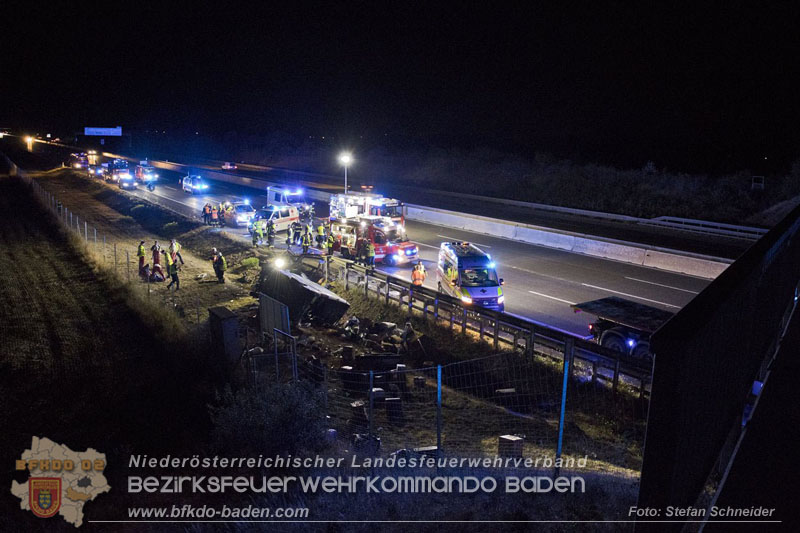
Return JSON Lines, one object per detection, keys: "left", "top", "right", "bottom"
{"left": 247, "top": 313, "right": 647, "bottom": 474}
{"left": 20, "top": 173, "right": 207, "bottom": 327}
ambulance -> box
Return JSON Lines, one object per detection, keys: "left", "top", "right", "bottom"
{"left": 437, "top": 242, "right": 505, "bottom": 311}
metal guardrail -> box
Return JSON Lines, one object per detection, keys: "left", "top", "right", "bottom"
{"left": 644, "top": 216, "right": 768, "bottom": 239}
{"left": 300, "top": 253, "right": 654, "bottom": 397}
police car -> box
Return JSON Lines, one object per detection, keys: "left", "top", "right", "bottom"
{"left": 182, "top": 175, "right": 209, "bottom": 194}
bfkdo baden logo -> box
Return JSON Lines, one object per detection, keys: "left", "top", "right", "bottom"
{"left": 30, "top": 478, "right": 62, "bottom": 518}
{"left": 11, "top": 437, "right": 111, "bottom": 528}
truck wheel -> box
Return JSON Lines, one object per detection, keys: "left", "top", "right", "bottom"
{"left": 632, "top": 343, "right": 652, "bottom": 361}
{"left": 601, "top": 333, "right": 626, "bottom": 353}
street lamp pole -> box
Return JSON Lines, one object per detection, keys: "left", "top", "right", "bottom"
{"left": 338, "top": 152, "right": 353, "bottom": 193}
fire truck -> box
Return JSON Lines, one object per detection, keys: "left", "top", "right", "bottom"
{"left": 330, "top": 216, "right": 418, "bottom": 265}
{"left": 329, "top": 192, "right": 404, "bottom": 226}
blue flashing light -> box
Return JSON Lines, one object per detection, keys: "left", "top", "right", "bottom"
{"left": 488, "top": 262, "right": 496, "bottom": 269}
{"left": 244, "top": 198, "right": 250, "bottom": 205}
{"left": 627, "top": 339, "right": 636, "bottom": 348}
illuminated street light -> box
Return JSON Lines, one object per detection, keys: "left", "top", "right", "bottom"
{"left": 24, "top": 136, "right": 34, "bottom": 152}
{"left": 338, "top": 151, "right": 353, "bottom": 193}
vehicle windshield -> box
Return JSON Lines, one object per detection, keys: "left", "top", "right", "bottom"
{"left": 370, "top": 205, "right": 401, "bottom": 218}
{"left": 459, "top": 268, "right": 499, "bottom": 287}
{"left": 236, "top": 205, "right": 255, "bottom": 213}
{"left": 383, "top": 228, "right": 407, "bottom": 242}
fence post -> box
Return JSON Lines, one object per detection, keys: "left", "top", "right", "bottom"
{"left": 527, "top": 327, "right": 535, "bottom": 356}
{"left": 274, "top": 336, "right": 280, "bottom": 382}
{"left": 69, "top": 210, "right": 72, "bottom": 227}
{"left": 364, "top": 271, "right": 369, "bottom": 298}
{"left": 385, "top": 280, "right": 390, "bottom": 304}
{"left": 434, "top": 296, "right": 439, "bottom": 321}
{"left": 84, "top": 221, "right": 87, "bottom": 241}
{"left": 461, "top": 308, "right": 467, "bottom": 335}
{"left": 368, "top": 371, "right": 374, "bottom": 439}
{"left": 75, "top": 215, "right": 79, "bottom": 234}
{"left": 555, "top": 338, "right": 573, "bottom": 477}
{"left": 344, "top": 263, "right": 350, "bottom": 291}
{"left": 613, "top": 358, "right": 621, "bottom": 397}
{"left": 437, "top": 365, "right": 443, "bottom": 453}
{"left": 408, "top": 287, "right": 413, "bottom": 315}
{"left": 493, "top": 319, "right": 500, "bottom": 351}
{"left": 323, "top": 365, "right": 329, "bottom": 411}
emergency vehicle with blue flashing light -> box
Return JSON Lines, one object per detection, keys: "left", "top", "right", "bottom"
{"left": 106, "top": 159, "right": 131, "bottom": 183}
{"left": 329, "top": 192, "right": 404, "bottom": 226}
{"left": 182, "top": 175, "right": 209, "bottom": 193}
{"left": 331, "top": 215, "right": 418, "bottom": 265}
{"left": 229, "top": 201, "right": 256, "bottom": 228}
{"left": 135, "top": 161, "right": 159, "bottom": 184}
{"left": 571, "top": 296, "right": 674, "bottom": 361}
{"left": 248, "top": 205, "right": 301, "bottom": 234}
{"left": 437, "top": 242, "right": 505, "bottom": 311}
{"left": 266, "top": 186, "right": 313, "bottom": 221}
{"left": 68, "top": 152, "right": 89, "bottom": 170}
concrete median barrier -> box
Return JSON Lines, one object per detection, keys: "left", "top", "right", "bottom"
{"left": 405, "top": 204, "right": 730, "bottom": 278}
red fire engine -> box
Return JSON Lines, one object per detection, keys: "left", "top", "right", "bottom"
{"left": 330, "top": 216, "right": 418, "bottom": 266}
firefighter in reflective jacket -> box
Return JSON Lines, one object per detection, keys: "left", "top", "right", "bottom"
{"left": 301, "top": 231, "right": 312, "bottom": 254}
{"left": 316, "top": 222, "right": 325, "bottom": 248}
{"left": 253, "top": 219, "right": 264, "bottom": 247}
{"left": 202, "top": 203, "right": 212, "bottom": 225}
{"left": 411, "top": 260, "right": 426, "bottom": 286}
{"left": 137, "top": 240, "right": 146, "bottom": 271}
{"left": 210, "top": 205, "right": 219, "bottom": 226}
{"left": 326, "top": 233, "right": 335, "bottom": 256}
{"left": 212, "top": 248, "right": 227, "bottom": 283}
{"left": 267, "top": 220, "right": 276, "bottom": 248}
{"left": 366, "top": 242, "right": 376, "bottom": 269}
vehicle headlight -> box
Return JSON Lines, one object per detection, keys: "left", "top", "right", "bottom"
{"left": 497, "top": 295, "right": 505, "bottom": 305}
{"left": 460, "top": 294, "right": 473, "bottom": 304}
{"left": 395, "top": 253, "right": 403, "bottom": 261}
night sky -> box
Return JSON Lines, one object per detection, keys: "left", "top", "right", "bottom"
{"left": 3, "top": 2, "right": 800, "bottom": 173}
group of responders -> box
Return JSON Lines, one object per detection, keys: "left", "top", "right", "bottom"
{"left": 128, "top": 454, "right": 589, "bottom": 470}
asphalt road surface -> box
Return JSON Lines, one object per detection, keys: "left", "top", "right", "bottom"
{"left": 120, "top": 170, "right": 710, "bottom": 336}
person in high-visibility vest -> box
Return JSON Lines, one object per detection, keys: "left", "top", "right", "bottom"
{"left": 316, "top": 222, "right": 325, "bottom": 248}
{"left": 169, "top": 239, "right": 184, "bottom": 265}
{"left": 287, "top": 223, "right": 294, "bottom": 247}
{"left": 301, "top": 230, "right": 312, "bottom": 254}
{"left": 366, "top": 242, "right": 376, "bottom": 269}
{"left": 411, "top": 260, "right": 426, "bottom": 286}
{"left": 164, "top": 250, "right": 180, "bottom": 291}
{"left": 267, "top": 220, "right": 276, "bottom": 248}
{"left": 211, "top": 206, "right": 219, "bottom": 226}
{"left": 202, "top": 203, "right": 212, "bottom": 225}
{"left": 212, "top": 248, "right": 227, "bottom": 283}
{"left": 326, "top": 233, "right": 335, "bottom": 256}
{"left": 137, "top": 240, "right": 147, "bottom": 272}
{"left": 253, "top": 219, "right": 264, "bottom": 247}
{"left": 218, "top": 204, "right": 226, "bottom": 227}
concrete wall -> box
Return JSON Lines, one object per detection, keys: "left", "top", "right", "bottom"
{"left": 405, "top": 204, "right": 730, "bottom": 279}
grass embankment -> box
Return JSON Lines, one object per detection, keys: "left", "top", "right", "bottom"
{"left": 310, "top": 287, "right": 645, "bottom": 475}
{"left": 0, "top": 177, "right": 220, "bottom": 531}
{"left": 34, "top": 170, "right": 264, "bottom": 324}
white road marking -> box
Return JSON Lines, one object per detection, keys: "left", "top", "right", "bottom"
{"left": 436, "top": 235, "right": 492, "bottom": 248}
{"left": 415, "top": 242, "right": 440, "bottom": 250}
{"left": 528, "top": 291, "right": 577, "bottom": 306}
{"left": 624, "top": 277, "right": 700, "bottom": 294}
{"left": 580, "top": 283, "right": 681, "bottom": 309}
